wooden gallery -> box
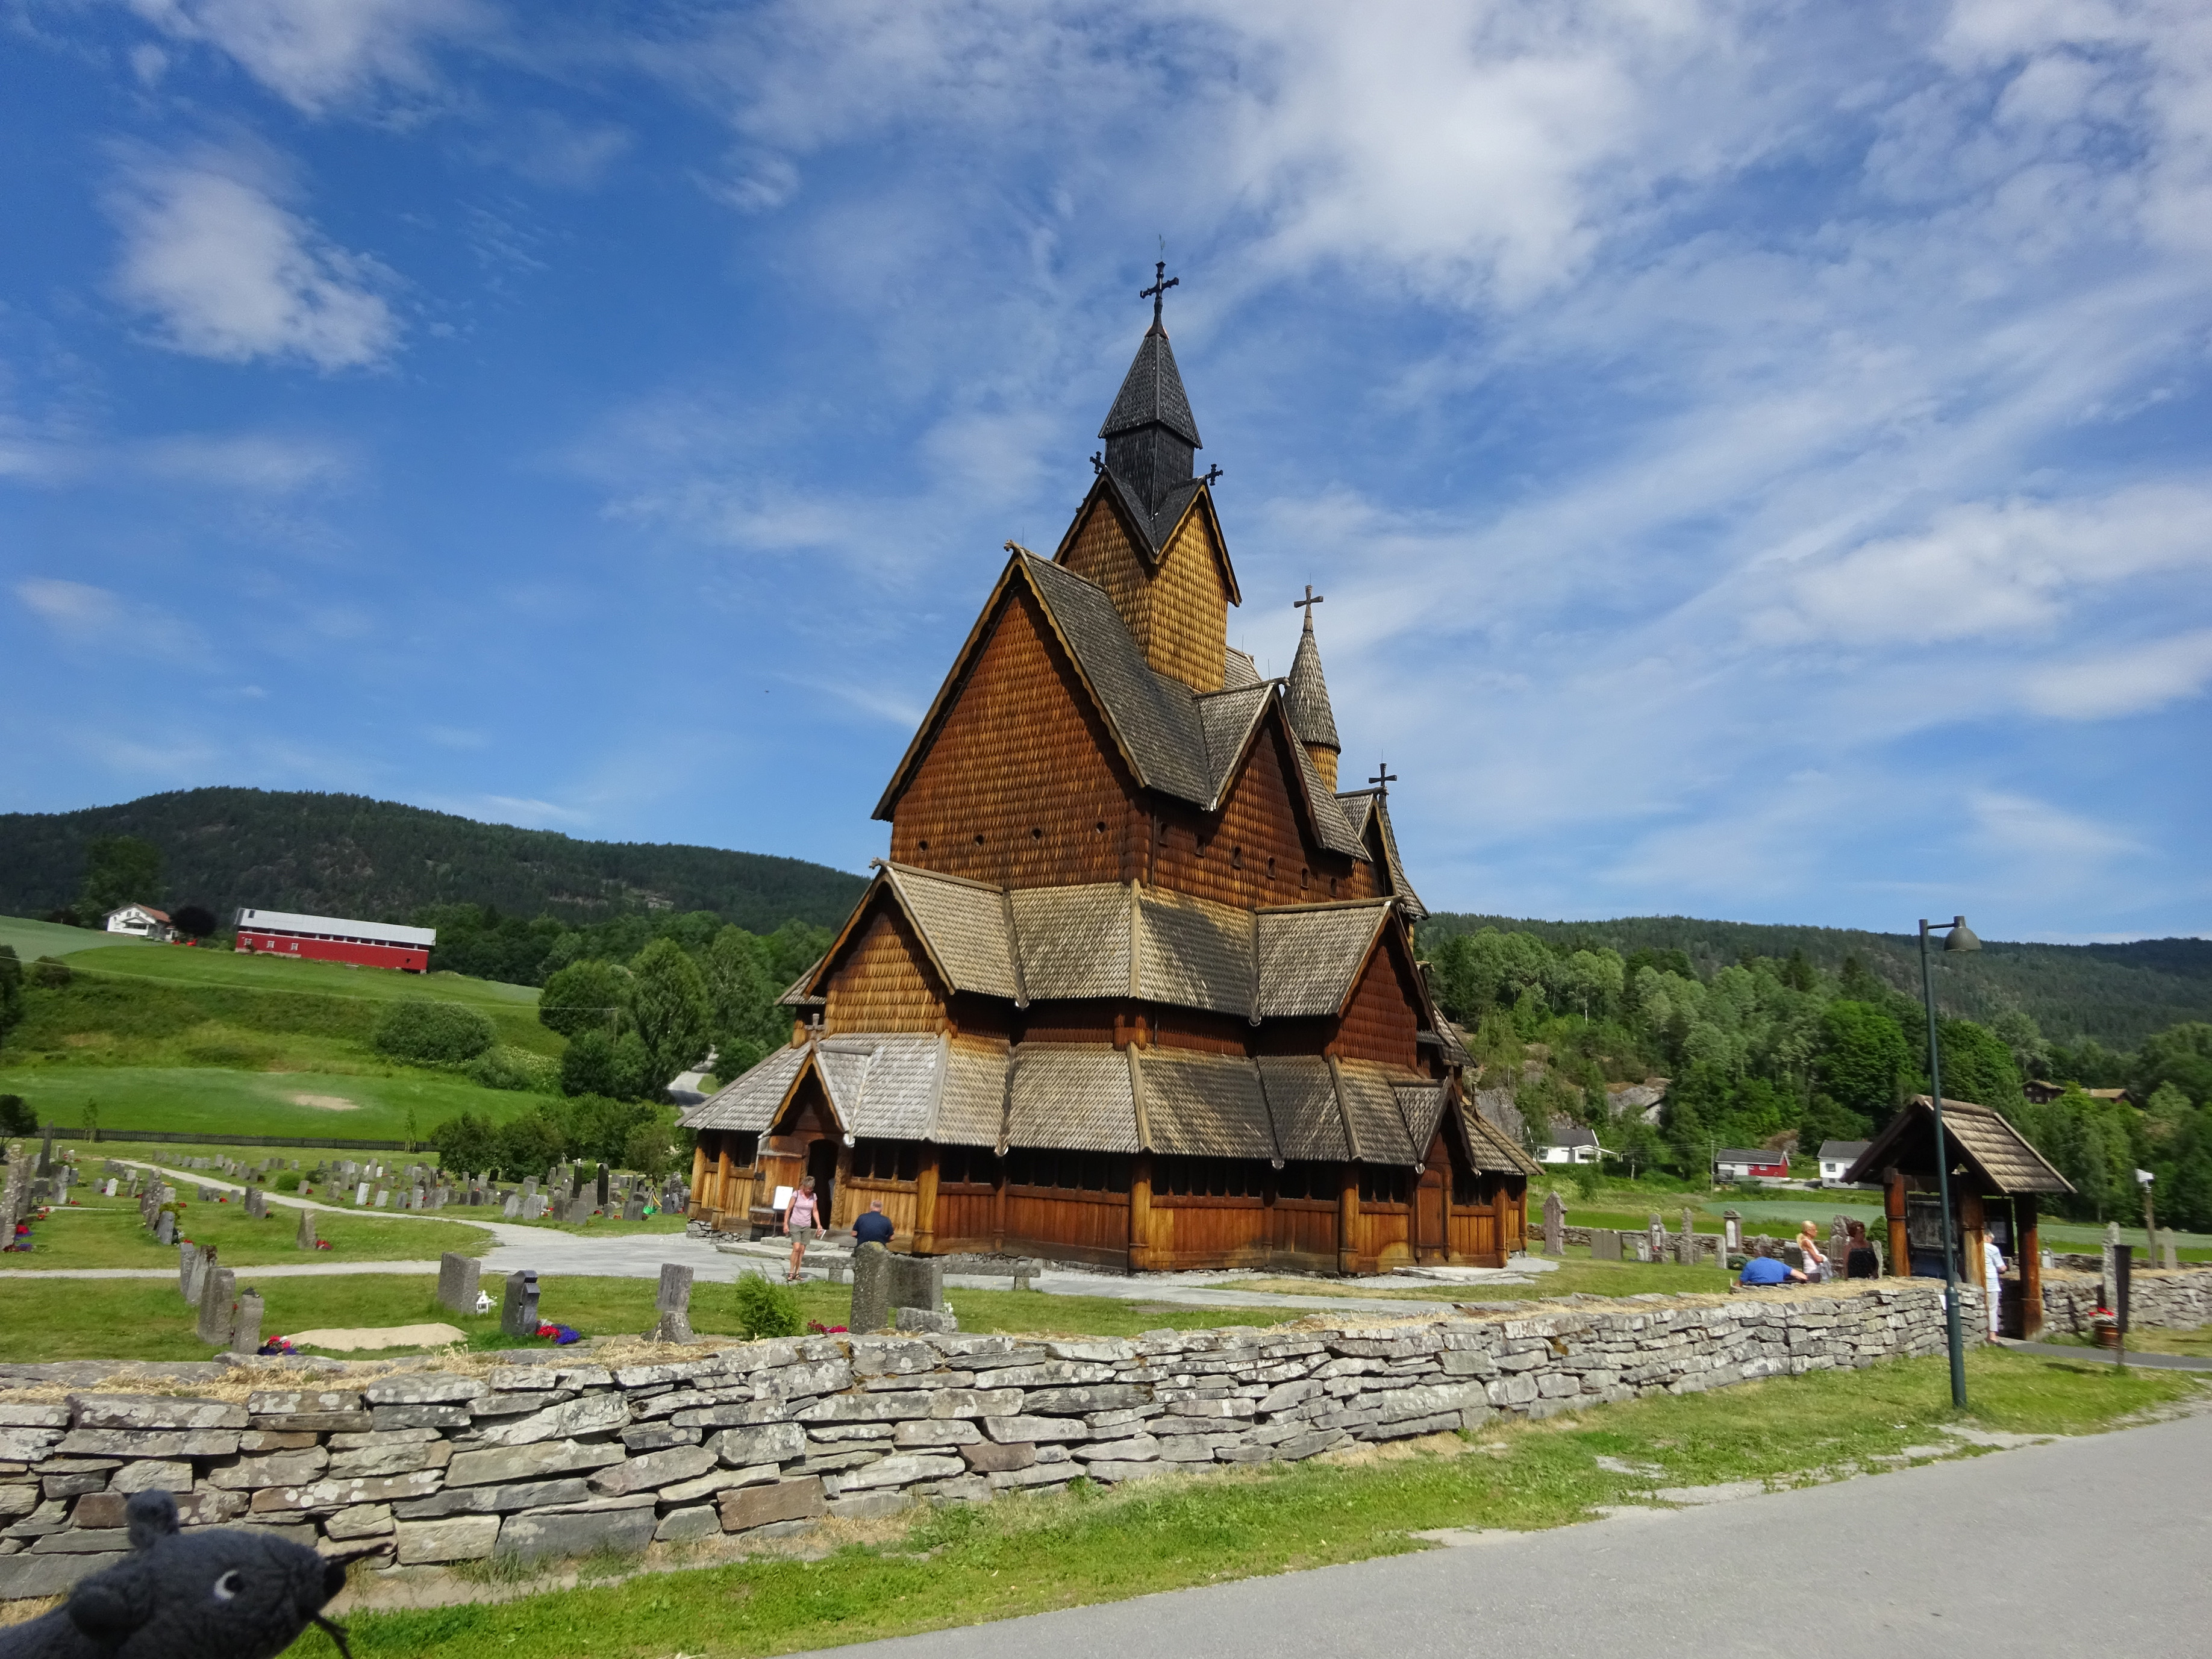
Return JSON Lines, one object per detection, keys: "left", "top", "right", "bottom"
{"left": 682, "top": 278, "right": 1536, "bottom": 1273}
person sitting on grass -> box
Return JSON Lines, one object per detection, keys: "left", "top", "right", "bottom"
{"left": 1738, "top": 1251, "right": 1807, "bottom": 1287}
{"left": 853, "top": 1197, "right": 895, "bottom": 1248}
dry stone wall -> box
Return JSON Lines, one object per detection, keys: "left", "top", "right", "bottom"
{"left": 2040, "top": 1266, "right": 2212, "bottom": 1334}
{"left": 0, "top": 1283, "right": 1969, "bottom": 1600}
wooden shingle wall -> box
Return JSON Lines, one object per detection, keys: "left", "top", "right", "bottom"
{"left": 1330, "top": 934, "right": 1424, "bottom": 1068}
{"left": 888, "top": 586, "right": 1142, "bottom": 889}
{"left": 824, "top": 904, "right": 946, "bottom": 1034}
{"left": 1057, "top": 492, "right": 1229, "bottom": 693}
{"left": 1154, "top": 721, "right": 1374, "bottom": 908}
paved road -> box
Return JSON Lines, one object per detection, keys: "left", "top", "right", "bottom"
{"left": 795, "top": 1410, "right": 2212, "bottom": 1659}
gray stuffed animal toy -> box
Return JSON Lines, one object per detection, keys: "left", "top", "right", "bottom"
{"left": 0, "top": 1490, "right": 356, "bottom": 1658}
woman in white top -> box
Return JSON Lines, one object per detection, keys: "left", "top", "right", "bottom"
{"left": 785, "top": 1176, "right": 820, "bottom": 1283}
{"left": 1797, "top": 1220, "right": 1829, "bottom": 1283}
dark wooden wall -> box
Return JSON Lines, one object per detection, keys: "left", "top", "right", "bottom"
{"left": 824, "top": 901, "right": 947, "bottom": 1034}
{"left": 1331, "top": 933, "right": 1424, "bottom": 1068}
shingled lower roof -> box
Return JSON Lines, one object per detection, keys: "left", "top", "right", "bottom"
{"left": 683, "top": 1043, "right": 806, "bottom": 1133}
{"left": 1844, "top": 1096, "right": 2074, "bottom": 1195}
{"left": 1139, "top": 1048, "right": 1277, "bottom": 1159}
{"left": 1255, "top": 900, "right": 1393, "bottom": 1018}
{"left": 1255, "top": 1055, "right": 1349, "bottom": 1163}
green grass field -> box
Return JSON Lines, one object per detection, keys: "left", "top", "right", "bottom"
{"left": 281, "top": 1346, "right": 2198, "bottom": 1659}
{"left": 0, "top": 1186, "right": 491, "bottom": 1272}
{"left": 0, "top": 1066, "right": 561, "bottom": 1143}
{"left": 0, "top": 916, "right": 158, "bottom": 961}
{"left": 0, "top": 1272, "right": 1290, "bottom": 1363}
{"left": 72, "top": 942, "right": 538, "bottom": 1005}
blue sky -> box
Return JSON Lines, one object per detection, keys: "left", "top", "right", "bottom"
{"left": 2, "top": 1, "right": 2207, "bottom": 943}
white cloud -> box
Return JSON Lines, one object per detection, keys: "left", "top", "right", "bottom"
{"left": 15, "top": 578, "right": 205, "bottom": 662}
{"left": 107, "top": 152, "right": 401, "bottom": 370}
{"left": 2020, "top": 628, "right": 2212, "bottom": 720}
{"left": 131, "top": 433, "right": 354, "bottom": 491}
{"left": 127, "top": 0, "right": 485, "bottom": 115}
{"left": 16, "top": 578, "right": 122, "bottom": 636}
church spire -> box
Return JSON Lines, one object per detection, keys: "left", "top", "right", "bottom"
{"left": 1099, "top": 260, "right": 1201, "bottom": 519}
{"left": 1285, "top": 586, "right": 1342, "bottom": 791}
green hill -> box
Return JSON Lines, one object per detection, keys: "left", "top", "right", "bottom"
{"left": 1419, "top": 913, "right": 2212, "bottom": 1050}
{"left": 0, "top": 788, "right": 867, "bottom": 934}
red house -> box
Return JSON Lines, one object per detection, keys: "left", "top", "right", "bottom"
{"left": 233, "top": 908, "right": 435, "bottom": 972}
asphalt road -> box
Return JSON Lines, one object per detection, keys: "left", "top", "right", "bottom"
{"left": 796, "top": 1410, "right": 2212, "bottom": 1659}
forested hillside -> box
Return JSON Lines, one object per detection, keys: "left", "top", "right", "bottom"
{"left": 1422, "top": 913, "right": 2212, "bottom": 1051}
{"left": 0, "top": 789, "right": 867, "bottom": 936}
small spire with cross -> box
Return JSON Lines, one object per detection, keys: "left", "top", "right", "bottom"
{"left": 1369, "top": 758, "right": 1397, "bottom": 795}
{"left": 1200, "top": 463, "right": 1223, "bottom": 487}
{"left": 1140, "top": 258, "right": 1179, "bottom": 327}
{"left": 1294, "top": 585, "right": 1324, "bottom": 632}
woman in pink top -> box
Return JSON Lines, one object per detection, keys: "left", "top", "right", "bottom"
{"left": 785, "top": 1176, "right": 820, "bottom": 1282}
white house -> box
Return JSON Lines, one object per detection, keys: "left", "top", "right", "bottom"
{"left": 102, "top": 903, "right": 172, "bottom": 942}
{"left": 1537, "top": 1119, "right": 1603, "bottom": 1166}
{"left": 1817, "top": 1140, "right": 1872, "bottom": 1186}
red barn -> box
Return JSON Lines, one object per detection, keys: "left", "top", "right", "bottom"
{"left": 234, "top": 908, "right": 435, "bottom": 972}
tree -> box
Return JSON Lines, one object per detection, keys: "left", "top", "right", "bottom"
{"left": 171, "top": 904, "right": 218, "bottom": 940}
{"left": 371, "top": 999, "right": 495, "bottom": 1064}
{"left": 1932, "top": 1018, "right": 2024, "bottom": 1111}
{"left": 704, "top": 926, "right": 784, "bottom": 1079}
{"left": 0, "top": 946, "right": 21, "bottom": 1054}
{"left": 496, "top": 1110, "right": 566, "bottom": 1178}
{"left": 561, "top": 1031, "right": 622, "bottom": 1098}
{"left": 81, "top": 836, "right": 163, "bottom": 916}
{"left": 2134, "top": 1022, "right": 2212, "bottom": 1108}
{"left": 539, "top": 959, "right": 630, "bottom": 1040}
{"left": 628, "top": 938, "right": 712, "bottom": 1094}
{"left": 1780, "top": 948, "right": 1817, "bottom": 993}
{"left": 1992, "top": 1010, "right": 2051, "bottom": 1086}
{"left": 428, "top": 1112, "right": 499, "bottom": 1177}
{"left": 1812, "top": 1001, "right": 1910, "bottom": 1119}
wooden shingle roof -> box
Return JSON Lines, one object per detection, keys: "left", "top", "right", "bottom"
{"left": 1843, "top": 1096, "right": 2074, "bottom": 1195}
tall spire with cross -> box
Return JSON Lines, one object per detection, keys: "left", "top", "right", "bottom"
{"left": 1098, "top": 258, "right": 1202, "bottom": 522}
{"left": 1284, "top": 584, "right": 1342, "bottom": 790}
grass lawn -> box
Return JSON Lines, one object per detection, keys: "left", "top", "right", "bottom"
{"left": 0, "top": 1067, "right": 561, "bottom": 1144}
{"left": 1225, "top": 1258, "right": 1734, "bottom": 1301}
{"left": 66, "top": 942, "right": 539, "bottom": 1005}
{"left": 0, "top": 1187, "right": 491, "bottom": 1272}
{"left": 2042, "top": 1325, "right": 2212, "bottom": 1359}
{"left": 285, "top": 1346, "right": 2201, "bottom": 1659}
{"left": 0, "top": 1274, "right": 1290, "bottom": 1363}
{"left": 0, "top": 916, "right": 158, "bottom": 961}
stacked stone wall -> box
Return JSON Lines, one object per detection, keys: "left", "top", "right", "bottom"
{"left": 2040, "top": 1266, "right": 2212, "bottom": 1334}
{"left": 0, "top": 1283, "right": 1971, "bottom": 1600}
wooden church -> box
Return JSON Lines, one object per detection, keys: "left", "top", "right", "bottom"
{"left": 682, "top": 272, "right": 1534, "bottom": 1273}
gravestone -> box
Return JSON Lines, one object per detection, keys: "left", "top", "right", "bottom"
{"left": 502, "top": 1192, "right": 520, "bottom": 1219}
{"left": 230, "top": 1290, "right": 264, "bottom": 1354}
{"left": 1630, "top": 1236, "right": 1651, "bottom": 1263}
{"left": 1647, "top": 1213, "right": 1666, "bottom": 1263}
{"left": 1781, "top": 1245, "right": 1805, "bottom": 1270}
{"left": 1723, "top": 1210, "right": 1742, "bottom": 1252}
{"left": 524, "top": 1193, "right": 548, "bottom": 1220}
{"left": 849, "top": 1244, "right": 893, "bottom": 1333}
{"left": 295, "top": 1207, "right": 317, "bottom": 1250}
{"left": 373, "top": 1189, "right": 389, "bottom": 1208}
{"left": 195, "top": 1266, "right": 237, "bottom": 1345}
{"left": 354, "top": 1182, "right": 370, "bottom": 1207}
{"left": 1590, "top": 1228, "right": 1621, "bottom": 1261}
{"left": 413, "top": 1186, "right": 427, "bottom": 1211}
{"left": 622, "top": 1197, "right": 645, "bottom": 1222}
{"left": 652, "top": 1263, "right": 695, "bottom": 1343}
{"left": 888, "top": 1251, "right": 946, "bottom": 1320}
{"left": 437, "top": 1252, "right": 483, "bottom": 1315}
{"left": 500, "top": 1269, "right": 540, "bottom": 1337}
{"left": 178, "top": 1242, "right": 205, "bottom": 1302}
{"left": 2163, "top": 1234, "right": 2180, "bottom": 1271}
{"left": 104, "top": 1178, "right": 118, "bottom": 1198}
{"left": 196, "top": 1186, "right": 214, "bottom": 1202}
{"left": 37, "top": 1125, "right": 55, "bottom": 1176}
{"left": 596, "top": 1167, "right": 611, "bottom": 1208}
{"left": 1829, "top": 1214, "right": 1852, "bottom": 1273}
{"left": 0, "top": 1140, "right": 27, "bottom": 1236}
{"left": 155, "top": 1209, "right": 176, "bottom": 1246}
{"left": 566, "top": 1192, "right": 595, "bottom": 1225}
{"left": 1541, "top": 1191, "right": 1566, "bottom": 1256}
{"left": 2102, "top": 1221, "right": 2121, "bottom": 1310}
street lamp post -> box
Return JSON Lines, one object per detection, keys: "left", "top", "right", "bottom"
{"left": 1919, "top": 914, "right": 1981, "bottom": 1411}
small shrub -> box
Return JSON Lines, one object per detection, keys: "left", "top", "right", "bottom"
{"left": 372, "top": 997, "right": 496, "bottom": 1064}
{"left": 273, "top": 1170, "right": 302, "bottom": 1192}
{"left": 29, "top": 957, "right": 72, "bottom": 989}
{"left": 731, "top": 1272, "right": 803, "bottom": 1340}
{"left": 468, "top": 1044, "right": 561, "bottom": 1093}
{"left": 0, "top": 1095, "right": 35, "bottom": 1136}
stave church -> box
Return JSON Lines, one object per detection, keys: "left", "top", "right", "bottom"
{"left": 681, "top": 271, "right": 1534, "bottom": 1273}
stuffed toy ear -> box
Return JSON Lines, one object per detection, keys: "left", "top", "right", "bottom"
{"left": 125, "top": 1489, "right": 180, "bottom": 1549}
{"left": 66, "top": 1570, "right": 151, "bottom": 1645}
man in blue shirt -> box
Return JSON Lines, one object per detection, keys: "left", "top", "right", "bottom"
{"left": 1739, "top": 1254, "right": 1807, "bottom": 1287}
{"left": 852, "top": 1198, "right": 895, "bottom": 1248}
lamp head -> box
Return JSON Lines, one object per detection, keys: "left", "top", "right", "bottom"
{"left": 1942, "top": 916, "right": 1981, "bottom": 954}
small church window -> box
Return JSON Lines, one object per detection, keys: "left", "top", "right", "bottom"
{"left": 1030, "top": 826, "right": 1042, "bottom": 839}
{"left": 1231, "top": 846, "right": 1243, "bottom": 869}
{"left": 974, "top": 833, "right": 985, "bottom": 845}
{"left": 1266, "top": 856, "right": 1276, "bottom": 879}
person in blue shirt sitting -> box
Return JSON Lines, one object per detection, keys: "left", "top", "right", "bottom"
{"left": 1739, "top": 1252, "right": 1808, "bottom": 1287}
{"left": 852, "top": 1198, "right": 895, "bottom": 1248}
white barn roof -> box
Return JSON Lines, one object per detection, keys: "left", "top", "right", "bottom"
{"left": 236, "top": 908, "right": 436, "bottom": 949}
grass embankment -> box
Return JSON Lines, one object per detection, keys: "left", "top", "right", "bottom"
{"left": 0, "top": 1187, "right": 492, "bottom": 1273}
{"left": 0, "top": 917, "right": 157, "bottom": 961}
{"left": 2043, "top": 1326, "right": 2212, "bottom": 1359}
{"left": 0, "top": 1274, "right": 1286, "bottom": 1363}
{"left": 0, "top": 940, "right": 562, "bottom": 1142}
{"left": 1228, "top": 1258, "right": 1732, "bottom": 1301}
{"left": 289, "top": 1347, "right": 2201, "bottom": 1659}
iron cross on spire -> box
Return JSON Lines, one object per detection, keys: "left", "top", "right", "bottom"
{"left": 1369, "top": 758, "right": 1398, "bottom": 795}
{"left": 1140, "top": 258, "right": 1179, "bottom": 325}
{"left": 1293, "top": 585, "right": 1324, "bottom": 620}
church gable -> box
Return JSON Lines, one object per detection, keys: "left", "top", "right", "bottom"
{"left": 1153, "top": 710, "right": 1368, "bottom": 907}
{"left": 1329, "top": 923, "right": 1426, "bottom": 1069}
{"left": 1055, "top": 480, "right": 1233, "bottom": 694}
{"left": 822, "top": 899, "right": 948, "bottom": 1036}
{"left": 886, "top": 581, "right": 1140, "bottom": 889}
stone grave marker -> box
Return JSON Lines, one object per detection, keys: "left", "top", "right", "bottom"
{"left": 295, "top": 1207, "right": 317, "bottom": 1250}
{"left": 849, "top": 1246, "right": 893, "bottom": 1333}
{"left": 524, "top": 1193, "right": 548, "bottom": 1220}
{"left": 178, "top": 1242, "right": 205, "bottom": 1302}
{"left": 1590, "top": 1228, "right": 1620, "bottom": 1260}
{"left": 230, "top": 1290, "right": 264, "bottom": 1354}
{"left": 1630, "top": 1236, "right": 1651, "bottom": 1263}
{"left": 1830, "top": 1214, "right": 1852, "bottom": 1274}
{"left": 652, "top": 1263, "right": 695, "bottom": 1342}
{"left": 2103, "top": 1221, "right": 2121, "bottom": 1310}
{"left": 154, "top": 1209, "right": 176, "bottom": 1246}
{"left": 1541, "top": 1190, "right": 1566, "bottom": 1256}
{"left": 1723, "top": 1210, "right": 1742, "bottom": 1252}
{"left": 566, "top": 1192, "right": 595, "bottom": 1225}
{"left": 104, "top": 1178, "right": 118, "bottom": 1198}
{"left": 373, "top": 1188, "right": 390, "bottom": 1208}
{"left": 437, "top": 1251, "right": 483, "bottom": 1314}
{"left": 501, "top": 1269, "right": 540, "bottom": 1337}
{"left": 888, "top": 1252, "right": 948, "bottom": 1328}
{"left": 354, "top": 1181, "right": 370, "bottom": 1206}
{"left": 2163, "top": 1234, "right": 2180, "bottom": 1271}
{"left": 195, "top": 1266, "right": 236, "bottom": 1345}
{"left": 1647, "top": 1213, "right": 1666, "bottom": 1263}
{"left": 622, "top": 1197, "right": 645, "bottom": 1222}
{"left": 502, "top": 1192, "right": 520, "bottom": 1219}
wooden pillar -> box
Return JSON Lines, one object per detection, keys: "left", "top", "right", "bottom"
{"left": 2018, "top": 1193, "right": 2043, "bottom": 1339}
{"left": 1337, "top": 1163, "right": 1360, "bottom": 1276}
{"left": 833, "top": 1140, "right": 854, "bottom": 1229}
{"left": 1492, "top": 1178, "right": 1511, "bottom": 1269}
{"left": 716, "top": 1142, "right": 735, "bottom": 1215}
{"left": 1961, "top": 1191, "right": 1987, "bottom": 1287}
{"left": 992, "top": 1163, "right": 1007, "bottom": 1254}
{"left": 1886, "top": 1169, "right": 1909, "bottom": 1277}
{"left": 913, "top": 1147, "right": 940, "bottom": 1255}
{"left": 1128, "top": 1152, "right": 1156, "bottom": 1272}
{"left": 689, "top": 1142, "right": 709, "bottom": 1219}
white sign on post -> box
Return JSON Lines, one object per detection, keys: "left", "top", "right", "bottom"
{"left": 772, "top": 1185, "right": 795, "bottom": 1212}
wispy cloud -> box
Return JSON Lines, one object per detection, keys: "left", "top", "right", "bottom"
{"left": 126, "top": 0, "right": 488, "bottom": 116}
{"left": 107, "top": 146, "right": 401, "bottom": 370}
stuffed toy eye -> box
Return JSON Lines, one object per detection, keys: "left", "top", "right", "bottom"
{"left": 213, "top": 1570, "right": 243, "bottom": 1602}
